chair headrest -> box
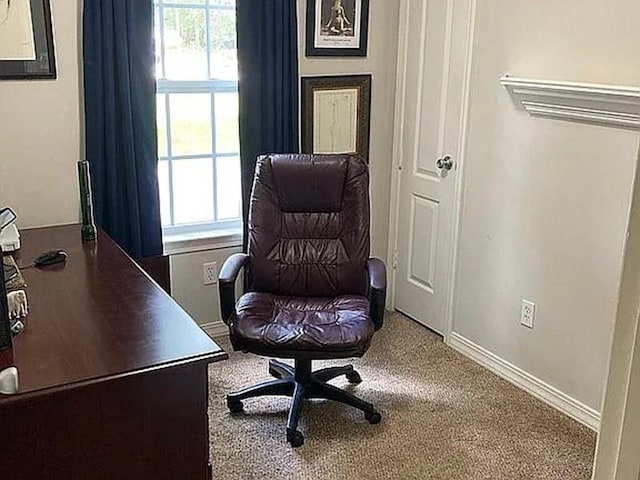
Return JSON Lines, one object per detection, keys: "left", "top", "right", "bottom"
{"left": 265, "top": 154, "right": 354, "bottom": 213}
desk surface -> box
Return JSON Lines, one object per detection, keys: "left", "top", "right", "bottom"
{"left": 3, "top": 225, "right": 227, "bottom": 398}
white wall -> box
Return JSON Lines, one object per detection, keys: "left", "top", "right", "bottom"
{"left": 0, "top": 1, "right": 81, "bottom": 228}
{"left": 453, "top": 0, "right": 640, "bottom": 411}
{"left": 170, "top": 246, "right": 241, "bottom": 327}
{"left": 297, "top": 0, "right": 399, "bottom": 259}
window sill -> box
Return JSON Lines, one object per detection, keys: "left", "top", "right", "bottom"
{"left": 163, "top": 228, "right": 242, "bottom": 255}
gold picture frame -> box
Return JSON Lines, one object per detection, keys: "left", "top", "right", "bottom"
{"left": 301, "top": 74, "right": 372, "bottom": 161}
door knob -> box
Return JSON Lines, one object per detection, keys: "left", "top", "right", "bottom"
{"left": 436, "top": 156, "right": 454, "bottom": 171}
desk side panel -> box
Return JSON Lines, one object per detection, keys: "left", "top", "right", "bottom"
{"left": 0, "top": 362, "right": 210, "bottom": 480}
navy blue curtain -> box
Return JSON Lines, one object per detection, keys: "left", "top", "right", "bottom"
{"left": 236, "top": 0, "right": 300, "bottom": 249}
{"left": 83, "top": 1, "right": 162, "bottom": 259}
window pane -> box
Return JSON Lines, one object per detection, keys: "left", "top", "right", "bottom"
{"left": 158, "top": 160, "right": 172, "bottom": 226}
{"left": 216, "top": 156, "right": 241, "bottom": 220}
{"left": 169, "top": 93, "right": 212, "bottom": 156}
{"left": 210, "top": 8, "right": 238, "bottom": 80}
{"left": 155, "top": 0, "right": 240, "bottom": 231}
{"left": 172, "top": 158, "right": 214, "bottom": 225}
{"left": 214, "top": 93, "right": 239, "bottom": 154}
{"left": 163, "top": 7, "right": 207, "bottom": 80}
{"left": 156, "top": 95, "right": 168, "bottom": 157}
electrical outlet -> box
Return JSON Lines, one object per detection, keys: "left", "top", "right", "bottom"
{"left": 521, "top": 299, "right": 535, "bottom": 329}
{"left": 203, "top": 262, "right": 218, "bottom": 285}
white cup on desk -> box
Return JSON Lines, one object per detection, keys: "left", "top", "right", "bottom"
{"left": 0, "top": 366, "right": 18, "bottom": 394}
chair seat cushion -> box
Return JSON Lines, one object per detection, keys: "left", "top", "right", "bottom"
{"left": 229, "top": 293, "right": 374, "bottom": 359}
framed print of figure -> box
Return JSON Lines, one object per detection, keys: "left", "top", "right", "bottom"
{"left": 305, "top": 0, "right": 370, "bottom": 57}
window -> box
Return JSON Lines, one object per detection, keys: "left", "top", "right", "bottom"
{"left": 154, "top": 0, "right": 241, "bottom": 239}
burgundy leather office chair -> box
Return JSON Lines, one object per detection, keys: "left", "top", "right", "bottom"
{"left": 218, "top": 154, "right": 386, "bottom": 447}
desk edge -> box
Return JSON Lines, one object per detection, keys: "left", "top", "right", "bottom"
{"left": 0, "top": 350, "right": 228, "bottom": 404}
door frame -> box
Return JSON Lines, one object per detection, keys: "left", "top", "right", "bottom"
{"left": 593, "top": 143, "right": 640, "bottom": 479}
{"left": 387, "top": 0, "right": 478, "bottom": 342}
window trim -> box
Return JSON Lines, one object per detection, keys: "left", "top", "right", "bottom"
{"left": 163, "top": 218, "right": 240, "bottom": 237}
{"left": 163, "top": 225, "right": 242, "bottom": 255}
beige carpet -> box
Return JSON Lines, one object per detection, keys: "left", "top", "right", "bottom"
{"left": 208, "top": 313, "right": 596, "bottom": 480}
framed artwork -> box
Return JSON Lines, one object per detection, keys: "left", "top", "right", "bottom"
{"left": 301, "top": 74, "right": 372, "bottom": 161}
{"left": 0, "top": 0, "right": 56, "bottom": 80}
{"left": 305, "top": 0, "right": 370, "bottom": 57}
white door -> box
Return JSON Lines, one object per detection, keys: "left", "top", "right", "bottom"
{"left": 392, "top": 0, "right": 472, "bottom": 334}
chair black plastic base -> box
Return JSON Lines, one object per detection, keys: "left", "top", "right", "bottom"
{"left": 226, "top": 359, "right": 381, "bottom": 447}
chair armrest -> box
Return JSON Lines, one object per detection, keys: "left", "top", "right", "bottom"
{"left": 367, "top": 258, "right": 387, "bottom": 331}
{"left": 218, "top": 253, "right": 250, "bottom": 324}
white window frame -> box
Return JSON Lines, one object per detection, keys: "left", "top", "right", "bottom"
{"left": 155, "top": 0, "right": 242, "bottom": 249}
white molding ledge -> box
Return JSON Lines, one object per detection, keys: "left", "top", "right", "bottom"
{"left": 448, "top": 332, "right": 601, "bottom": 431}
{"left": 500, "top": 75, "right": 640, "bottom": 130}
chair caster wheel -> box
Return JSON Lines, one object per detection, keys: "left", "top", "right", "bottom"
{"left": 346, "top": 370, "right": 362, "bottom": 384}
{"left": 287, "top": 429, "right": 304, "bottom": 448}
{"left": 365, "top": 410, "right": 381, "bottom": 424}
{"left": 227, "top": 398, "right": 244, "bottom": 414}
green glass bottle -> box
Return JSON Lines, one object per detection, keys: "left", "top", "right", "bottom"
{"left": 77, "top": 161, "right": 97, "bottom": 242}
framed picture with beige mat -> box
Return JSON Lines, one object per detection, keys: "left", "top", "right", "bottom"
{"left": 0, "top": 0, "right": 56, "bottom": 79}
{"left": 301, "top": 74, "right": 371, "bottom": 161}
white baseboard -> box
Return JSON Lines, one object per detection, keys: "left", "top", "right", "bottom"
{"left": 200, "top": 321, "right": 229, "bottom": 339}
{"left": 447, "top": 332, "right": 600, "bottom": 431}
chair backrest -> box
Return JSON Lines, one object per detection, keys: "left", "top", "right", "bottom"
{"left": 246, "top": 154, "right": 370, "bottom": 297}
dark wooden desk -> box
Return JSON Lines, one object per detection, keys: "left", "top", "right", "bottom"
{"left": 0, "top": 225, "right": 227, "bottom": 480}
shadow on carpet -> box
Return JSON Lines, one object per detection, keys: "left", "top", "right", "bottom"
{"left": 208, "top": 313, "right": 596, "bottom": 480}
